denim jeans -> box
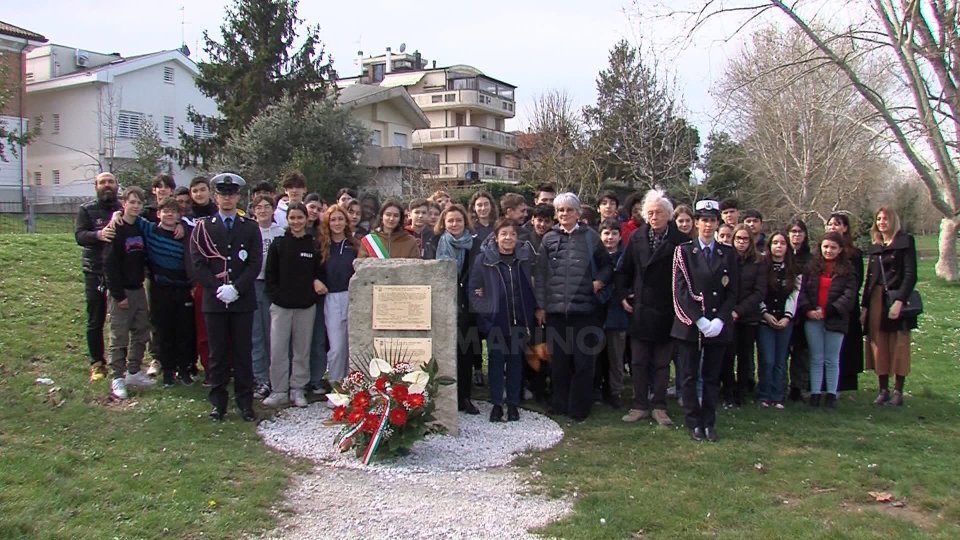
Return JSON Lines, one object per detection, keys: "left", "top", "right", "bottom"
{"left": 251, "top": 280, "right": 271, "bottom": 386}
{"left": 804, "top": 320, "right": 844, "bottom": 395}
{"left": 756, "top": 324, "right": 793, "bottom": 402}
{"left": 486, "top": 327, "right": 525, "bottom": 406}
{"left": 308, "top": 296, "right": 328, "bottom": 387}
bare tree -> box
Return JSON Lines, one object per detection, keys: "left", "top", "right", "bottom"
{"left": 521, "top": 90, "right": 601, "bottom": 198}
{"left": 645, "top": 0, "right": 960, "bottom": 279}
{"left": 718, "top": 25, "right": 891, "bottom": 224}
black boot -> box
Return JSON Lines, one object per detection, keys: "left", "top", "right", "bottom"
{"left": 489, "top": 404, "right": 504, "bottom": 422}
{"left": 459, "top": 399, "right": 479, "bottom": 415}
{"left": 809, "top": 394, "right": 821, "bottom": 408}
{"left": 824, "top": 393, "right": 837, "bottom": 409}
{"left": 507, "top": 405, "right": 520, "bottom": 421}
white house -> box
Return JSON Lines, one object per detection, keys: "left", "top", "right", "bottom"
{"left": 25, "top": 44, "right": 218, "bottom": 199}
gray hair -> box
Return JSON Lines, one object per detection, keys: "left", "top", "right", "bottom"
{"left": 553, "top": 192, "right": 581, "bottom": 213}
{"left": 641, "top": 189, "right": 674, "bottom": 216}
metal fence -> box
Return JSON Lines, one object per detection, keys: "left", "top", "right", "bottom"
{"left": 0, "top": 201, "right": 79, "bottom": 234}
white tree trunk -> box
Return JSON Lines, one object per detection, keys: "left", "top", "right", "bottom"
{"left": 935, "top": 217, "right": 960, "bottom": 281}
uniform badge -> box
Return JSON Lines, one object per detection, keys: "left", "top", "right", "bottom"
{"left": 721, "top": 275, "right": 730, "bottom": 287}
{"left": 238, "top": 249, "right": 248, "bottom": 261}
{"left": 692, "top": 247, "right": 699, "bottom": 254}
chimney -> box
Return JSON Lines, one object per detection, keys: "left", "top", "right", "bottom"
{"left": 385, "top": 47, "right": 392, "bottom": 74}
{"left": 432, "top": 60, "right": 436, "bottom": 69}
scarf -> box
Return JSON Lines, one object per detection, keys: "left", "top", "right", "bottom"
{"left": 435, "top": 230, "right": 473, "bottom": 273}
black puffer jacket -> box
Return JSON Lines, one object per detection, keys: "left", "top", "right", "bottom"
{"left": 74, "top": 198, "right": 121, "bottom": 275}
{"left": 733, "top": 256, "right": 768, "bottom": 325}
{"left": 799, "top": 266, "right": 858, "bottom": 334}
{"left": 534, "top": 224, "right": 612, "bottom": 315}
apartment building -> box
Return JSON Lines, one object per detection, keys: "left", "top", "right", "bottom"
{"left": 25, "top": 44, "right": 218, "bottom": 198}
{"left": 341, "top": 48, "right": 520, "bottom": 186}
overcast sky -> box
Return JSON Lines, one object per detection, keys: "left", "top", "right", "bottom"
{"left": 8, "top": 0, "right": 770, "bottom": 138}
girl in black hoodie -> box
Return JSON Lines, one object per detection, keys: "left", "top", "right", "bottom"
{"left": 262, "top": 203, "right": 327, "bottom": 409}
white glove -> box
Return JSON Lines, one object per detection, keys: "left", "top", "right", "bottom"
{"left": 696, "top": 317, "right": 711, "bottom": 333}
{"left": 704, "top": 318, "right": 724, "bottom": 338}
{"left": 216, "top": 284, "right": 239, "bottom": 304}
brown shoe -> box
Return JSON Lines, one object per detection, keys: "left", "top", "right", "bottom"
{"left": 872, "top": 389, "right": 890, "bottom": 406}
{"left": 651, "top": 409, "right": 673, "bottom": 426}
{"left": 621, "top": 408, "right": 650, "bottom": 423}
{"left": 888, "top": 390, "right": 904, "bottom": 407}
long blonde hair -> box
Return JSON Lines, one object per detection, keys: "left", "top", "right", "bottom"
{"left": 317, "top": 204, "right": 358, "bottom": 264}
{"left": 870, "top": 206, "right": 901, "bottom": 245}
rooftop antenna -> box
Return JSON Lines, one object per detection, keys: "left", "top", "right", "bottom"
{"left": 179, "top": 5, "right": 186, "bottom": 47}
{"left": 399, "top": 42, "right": 406, "bottom": 53}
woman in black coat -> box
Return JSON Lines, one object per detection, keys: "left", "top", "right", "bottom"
{"left": 431, "top": 204, "right": 482, "bottom": 414}
{"left": 799, "top": 231, "right": 858, "bottom": 408}
{"left": 787, "top": 218, "right": 812, "bottom": 402}
{"left": 721, "top": 224, "right": 767, "bottom": 405}
{"left": 826, "top": 212, "right": 864, "bottom": 392}
{"left": 861, "top": 207, "right": 918, "bottom": 407}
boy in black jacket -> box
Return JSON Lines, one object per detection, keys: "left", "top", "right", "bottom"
{"left": 105, "top": 187, "right": 154, "bottom": 400}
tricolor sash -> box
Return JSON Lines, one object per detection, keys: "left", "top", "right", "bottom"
{"left": 361, "top": 233, "right": 389, "bottom": 259}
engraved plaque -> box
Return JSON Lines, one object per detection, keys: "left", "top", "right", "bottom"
{"left": 373, "top": 337, "right": 433, "bottom": 368}
{"left": 371, "top": 285, "right": 431, "bottom": 330}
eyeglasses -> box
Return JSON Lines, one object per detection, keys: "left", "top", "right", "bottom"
{"left": 556, "top": 207, "right": 577, "bottom": 213}
{"left": 789, "top": 229, "right": 804, "bottom": 234}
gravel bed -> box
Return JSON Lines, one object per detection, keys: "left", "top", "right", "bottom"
{"left": 255, "top": 401, "right": 571, "bottom": 539}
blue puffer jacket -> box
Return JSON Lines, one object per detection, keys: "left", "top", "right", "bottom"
{"left": 534, "top": 224, "right": 613, "bottom": 315}
{"left": 468, "top": 242, "right": 538, "bottom": 337}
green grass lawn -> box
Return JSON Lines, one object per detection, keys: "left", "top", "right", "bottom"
{"left": 0, "top": 234, "right": 306, "bottom": 539}
{"left": 1, "top": 235, "right": 958, "bottom": 539}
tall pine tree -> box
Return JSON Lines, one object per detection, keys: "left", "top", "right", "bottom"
{"left": 584, "top": 40, "right": 698, "bottom": 193}
{"left": 178, "top": 0, "right": 334, "bottom": 167}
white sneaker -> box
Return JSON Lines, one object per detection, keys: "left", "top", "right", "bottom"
{"left": 111, "top": 378, "right": 128, "bottom": 400}
{"left": 125, "top": 370, "right": 156, "bottom": 388}
{"left": 291, "top": 389, "right": 308, "bottom": 408}
{"left": 262, "top": 393, "right": 290, "bottom": 408}
{"left": 146, "top": 359, "right": 161, "bottom": 377}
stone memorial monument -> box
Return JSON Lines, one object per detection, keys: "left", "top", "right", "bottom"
{"left": 348, "top": 258, "right": 459, "bottom": 435}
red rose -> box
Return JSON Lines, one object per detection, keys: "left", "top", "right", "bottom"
{"left": 388, "top": 408, "right": 407, "bottom": 427}
{"left": 351, "top": 391, "right": 370, "bottom": 409}
{"left": 404, "top": 393, "right": 424, "bottom": 409}
{"left": 388, "top": 384, "right": 408, "bottom": 401}
{"left": 346, "top": 407, "right": 364, "bottom": 424}
{"left": 374, "top": 377, "right": 389, "bottom": 392}
{"left": 332, "top": 406, "right": 346, "bottom": 422}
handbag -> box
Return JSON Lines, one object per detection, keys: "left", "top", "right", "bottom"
{"left": 525, "top": 325, "right": 550, "bottom": 372}
{"left": 879, "top": 255, "right": 922, "bottom": 318}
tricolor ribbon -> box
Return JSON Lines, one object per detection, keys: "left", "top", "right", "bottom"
{"left": 361, "top": 233, "right": 390, "bottom": 259}
{"left": 332, "top": 388, "right": 393, "bottom": 465}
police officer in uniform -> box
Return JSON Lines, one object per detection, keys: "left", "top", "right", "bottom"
{"left": 190, "top": 173, "right": 262, "bottom": 422}
{"left": 671, "top": 199, "right": 740, "bottom": 442}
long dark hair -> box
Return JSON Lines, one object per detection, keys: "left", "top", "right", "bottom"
{"left": 808, "top": 231, "right": 852, "bottom": 276}
{"left": 765, "top": 230, "right": 798, "bottom": 293}
{"left": 827, "top": 212, "right": 858, "bottom": 258}
{"left": 376, "top": 200, "right": 406, "bottom": 234}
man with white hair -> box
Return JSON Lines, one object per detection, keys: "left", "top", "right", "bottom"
{"left": 615, "top": 190, "right": 690, "bottom": 427}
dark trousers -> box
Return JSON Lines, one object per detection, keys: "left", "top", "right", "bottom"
{"left": 486, "top": 327, "right": 526, "bottom": 406}
{"left": 456, "top": 315, "right": 480, "bottom": 403}
{"left": 204, "top": 311, "right": 255, "bottom": 413}
{"left": 630, "top": 338, "right": 673, "bottom": 410}
{"left": 150, "top": 284, "right": 196, "bottom": 376}
{"left": 789, "top": 323, "right": 810, "bottom": 396}
{"left": 676, "top": 340, "right": 724, "bottom": 429}
{"left": 547, "top": 312, "right": 602, "bottom": 420}
{"left": 83, "top": 272, "right": 108, "bottom": 365}
{"left": 721, "top": 323, "right": 757, "bottom": 403}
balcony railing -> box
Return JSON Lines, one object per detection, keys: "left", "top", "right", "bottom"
{"left": 429, "top": 162, "right": 522, "bottom": 184}
{"left": 412, "top": 126, "right": 518, "bottom": 151}
{"left": 411, "top": 89, "right": 515, "bottom": 117}
{"left": 360, "top": 145, "right": 440, "bottom": 174}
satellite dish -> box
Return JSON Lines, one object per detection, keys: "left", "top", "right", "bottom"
{"left": 399, "top": 43, "right": 407, "bottom": 53}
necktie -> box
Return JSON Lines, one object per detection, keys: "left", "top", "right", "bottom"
{"left": 704, "top": 245, "right": 712, "bottom": 262}
{"left": 225, "top": 217, "right": 233, "bottom": 232}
